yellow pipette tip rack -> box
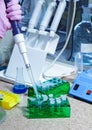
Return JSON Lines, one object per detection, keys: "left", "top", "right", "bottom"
{"left": 0, "top": 90, "right": 20, "bottom": 110}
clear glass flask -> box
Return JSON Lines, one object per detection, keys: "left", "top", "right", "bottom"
{"left": 12, "top": 67, "right": 27, "bottom": 94}
{"left": 72, "top": 6, "right": 92, "bottom": 67}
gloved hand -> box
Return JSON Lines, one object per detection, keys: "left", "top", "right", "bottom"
{"left": 0, "top": 0, "right": 22, "bottom": 38}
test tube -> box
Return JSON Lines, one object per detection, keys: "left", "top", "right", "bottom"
{"left": 75, "top": 52, "right": 83, "bottom": 75}
{"left": 55, "top": 97, "right": 61, "bottom": 113}
{"left": 60, "top": 95, "right": 67, "bottom": 105}
{"left": 48, "top": 94, "right": 54, "bottom": 99}
{"left": 49, "top": 98, "right": 55, "bottom": 113}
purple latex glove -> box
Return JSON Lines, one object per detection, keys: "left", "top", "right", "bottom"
{"left": 0, "top": 0, "right": 22, "bottom": 38}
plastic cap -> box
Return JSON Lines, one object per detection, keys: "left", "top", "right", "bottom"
{"left": 12, "top": 84, "right": 27, "bottom": 94}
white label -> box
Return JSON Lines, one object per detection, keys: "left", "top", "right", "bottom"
{"left": 81, "top": 43, "right": 92, "bottom": 53}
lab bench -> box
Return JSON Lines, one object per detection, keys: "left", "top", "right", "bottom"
{"left": 0, "top": 75, "right": 92, "bottom": 130}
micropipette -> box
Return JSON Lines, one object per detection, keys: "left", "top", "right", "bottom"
{"left": 25, "top": 0, "right": 45, "bottom": 47}
{"left": 34, "top": 0, "right": 57, "bottom": 48}
{"left": 4, "top": 0, "right": 40, "bottom": 103}
{"left": 45, "top": 0, "right": 66, "bottom": 54}
{"left": 27, "top": 0, "right": 45, "bottom": 30}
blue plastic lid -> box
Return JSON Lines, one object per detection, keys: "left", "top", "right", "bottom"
{"left": 12, "top": 84, "right": 27, "bottom": 94}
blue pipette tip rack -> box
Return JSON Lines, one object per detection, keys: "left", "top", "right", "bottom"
{"left": 12, "top": 84, "right": 27, "bottom": 94}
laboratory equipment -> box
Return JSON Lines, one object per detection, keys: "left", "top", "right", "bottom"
{"left": 0, "top": 90, "right": 20, "bottom": 110}
{"left": 23, "top": 95, "right": 70, "bottom": 118}
{"left": 72, "top": 6, "right": 92, "bottom": 66}
{"left": 26, "top": 0, "right": 45, "bottom": 30}
{"left": 42, "top": 0, "right": 77, "bottom": 79}
{"left": 45, "top": 0, "right": 66, "bottom": 54}
{"left": 4, "top": 0, "right": 30, "bottom": 69}
{"left": 20, "top": 0, "right": 40, "bottom": 29}
{"left": 12, "top": 67, "right": 27, "bottom": 94}
{"left": 1, "top": 0, "right": 76, "bottom": 89}
{"left": 4, "top": 0, "right": 40, "bottom": 102}
{"left": 69, "top": 68, "right": 92, "bottom": 103}
{"left": 28, "top": 77, "right": 70, "bottom": 97}
{"left": 75, "top": 52, "right": 83, "bottom": 75}
{"left": 25, "top": 0, "right": 60, "bottom": 55}
{"left": 4, "top": 0, "right": 67, "bottom": 83}
{"left": 23, "top": 77, "right": 71, "bottom": 118}
{"left": 32, "top": 0, "right": 57, "bottom": 49}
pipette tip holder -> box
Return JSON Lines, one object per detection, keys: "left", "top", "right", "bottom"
{"left": 23, "top": 77, "right": 71, "bottom": 118}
